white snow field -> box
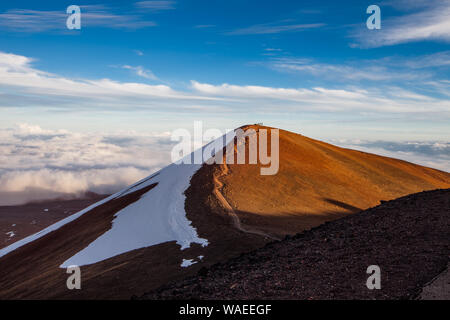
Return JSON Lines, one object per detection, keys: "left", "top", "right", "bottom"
{"left": 180, "top": 259, "right": 197, "bottom": 268}
{"left": 60, "top": 161, "right": 207, "bottom": 267}
{"left": 0, "top": 131, "right": 236, "bottom": 267}
{"left": 5, "top": 231, "right": 15, "bottom": 238}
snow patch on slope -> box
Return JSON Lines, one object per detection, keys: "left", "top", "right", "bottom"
{"left": 5, "top": 231, "right": 15, "bottom": 238}
{"left": 181, "top": 259, "right": 197, "bottom": 268}
{"left": 0, "top": 131, "right": 235, "bottom": 266}
{"left": 60, "top": 162, "right": 206, "bottom": 267}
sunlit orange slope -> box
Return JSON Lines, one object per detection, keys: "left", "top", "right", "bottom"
{"left": 214, "top": 125, "right": 450, "bottom": 237}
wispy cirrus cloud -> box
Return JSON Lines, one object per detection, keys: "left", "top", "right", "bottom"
{"left": 0, "top": 51, "right": 449, "bottom": 120}
{"left": 353, "top": 0, "right": 450, "bottom": 47}
{"left": 0, "top": 5, "right": 156, "bottom": 33}
{"left": 264, "top": 51, "right": 450, "bottom": 87}
{"left": 135, "top": 1, "right": 176, "bottom": 11}
{"left": 401, "top": 51, "right": 450, "bottom": 69}
{"left": 122, "top": 65, "right": 159, "bottom": 81}
{"left": 194, "top": 24, "right": 216, "bottom": 29}
{"left": 269, "top": 58, "right": 425, "bottom": 82}
{"left": 189, "top": 80, "right": 450, "bottom": 116}
{"left": 226, "top": 21, "right": 325, "bottom": 35}
{"left": 0, "top": 52, "right": 211, "bottom": 106}
{"left": 0, "top": 52, "right": 450, "bottom": 136}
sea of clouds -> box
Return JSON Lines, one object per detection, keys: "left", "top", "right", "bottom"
{"left": 0, "top": 123, "right": 448, "bottom": 206}
{"left": 0, "top": 123, "right": 176, "bottom": 205}
{"left": 330, "top": 139, "right": 450, "bottom": 174}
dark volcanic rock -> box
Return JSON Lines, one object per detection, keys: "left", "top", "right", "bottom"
{"left": 143, "top": 189, "right": 450, "bottom": 300}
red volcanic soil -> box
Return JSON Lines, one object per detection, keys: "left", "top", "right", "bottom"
{"left": 0, "top": 125, "right": 449, "bottom": 299}
{"left": 218, "top": 125, "right": 450, "bottom": 237}
{"left": 144, "top": 189, "right": 450, "bottom": 300}
{"left": 0, "top": 193, "right": 108, "bottom": 249}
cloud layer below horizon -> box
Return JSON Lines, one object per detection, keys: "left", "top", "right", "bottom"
{"left": 0, "top": 123, "right": 448, "bottom": 206}
{"left": 0, "top": 123, "right": 175, "bottom": 205}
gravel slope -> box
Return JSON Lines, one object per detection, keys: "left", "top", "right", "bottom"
{"left": 145, "top": 189, "right": 450, "bottom": 300}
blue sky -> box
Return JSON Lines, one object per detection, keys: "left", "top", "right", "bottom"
{"left": 0, "top": 0, "right": 448, "bottom": 139}
{"left": 0, "top": 1, "right": 449, "bottom": 203}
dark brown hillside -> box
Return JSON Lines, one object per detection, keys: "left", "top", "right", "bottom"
{"left": 146, "top": 189, "right": 450, "bottom": 300}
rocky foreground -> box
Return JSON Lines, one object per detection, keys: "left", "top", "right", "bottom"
{"left": 143, "top": 189, "right": 449, "bottom": 300}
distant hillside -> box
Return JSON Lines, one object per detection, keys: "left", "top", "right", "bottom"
{"left": 0, "top": 194, "right": 108, "bottom": 250}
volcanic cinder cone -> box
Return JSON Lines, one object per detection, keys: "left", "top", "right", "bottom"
{"left": 0, "top": 125, "right": 448, "bottom": 299}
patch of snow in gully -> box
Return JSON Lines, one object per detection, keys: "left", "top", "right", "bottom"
{"left": 59, "top": 132, "right": 235, "bottom": 267}
{"left": 181, "top": 259, "right": 197, "bottom": 268}
{"left": 60, "top": 163, "right": 204, "bottom": 267}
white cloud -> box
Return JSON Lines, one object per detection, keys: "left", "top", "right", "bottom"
{"left": 269, "top": 57, "right": 425, "bottom": 81}
{"left": 0, "top": 52, "right": 212, "bottom": 105}
{"left": 0, "top": 51, "right": 449, "bottom": 119}
{"left": 0, "top": 122, "right": 447, "bottom": 206}
{"left": 0, "top": 6, "right": 156, "bottom": 33}
{"left": 194, "top": 24, "right": 216, "bottom": 29}
{"left": 122, "top": 65, "right": 159, "bottom": 80}
{"left": 190, "top": 80, "right": 449, "bottom": 114}
{"left": 354, "top": 0, "right": 450, "bottom": 47}
{"left": 402, "top": 51, "right": 450, "bottom": 69}
{"left": 267, "top": 51, "right": 450, "bottom": 83}
{"left": 0, "top": 123, "right": 176, "bottom": 205}
{"left": 226, "top": 22, "right": 325, "bottom": 35}
{"left": 135, "top": 1, "right": 176, "bottom": 11}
